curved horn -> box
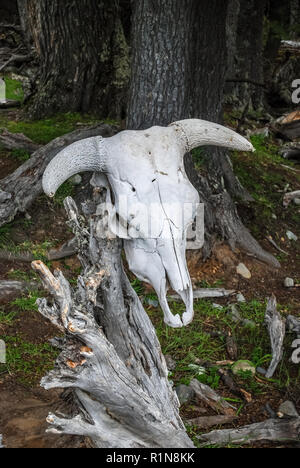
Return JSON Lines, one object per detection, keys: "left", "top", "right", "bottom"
{"left": 170, "top": 119, "right": 254, "bottom": 153}
{"left": 42, "top": 136, "right": 108, "bottom": 197}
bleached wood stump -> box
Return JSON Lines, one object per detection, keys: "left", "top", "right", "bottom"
{"left": 32, "top": 189, "right": 194, "bottom": 449}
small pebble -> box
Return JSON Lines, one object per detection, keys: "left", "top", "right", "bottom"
{"left": 232, "top": 360, "right": 256, "bottom": 376}
{"left": 236, "top": 263, "right": 252, "bottom": 279}
{"left": 284, "top": 278, "right": 294, "bottom": 288}
{"left": 227, "top": 304, "right": 241, "bottom": 323}
{"left": 70, "top": 175, "right": 82, "bottom": 186}
{"left": 212, "top": 303, "right": 223, "bottom": 310}
{"left": 278, "top": 401, "right": 299, "bottom": 418}
{"left": 286, "top": 231, "right": 298, "bottom": 242}
{"left": 175, "top": 385, "right": 195, "bottom": 405}
{"left": 256, "top": 367, "right": 267, "bottom": 376}
{"left": 236, "top": 293, "right": 246, "bottom": 303}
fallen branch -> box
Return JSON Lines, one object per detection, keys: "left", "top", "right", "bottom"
{"left": 47, "top": 238, "right": 77, "bottom": 261}
{"left": 0, "top": 45, "right": 33, "bottom": 73}
{"left": 218, "top": 368, "right": 252, "bottom": 403}
{"left": 169, "top": 289, "right": 235, "bottom": 302}
{"left": 190, "top": 379, "right": 236, "bottom": 416}
{"left": 265, "top": 295, "right": 286, "bottom": 379}
{"left": 281, "top": 40, "right": 300, "bottom": 49}
{"left": 0, "top": 249, "right": 35, "bottom": 263}
{"left": 0, "top": 280, "right": 40, "bottom": 302}
{"left": 198, "top": 418, "right": 300, "bottom": 447}
{"left": 0, "top": 129, "right": 41, "bottom": 154}
{"left": 266, "top": 236, "right": 288, "bottom": 255}
{"left": 0, "top": 124, "right": 117, "bottom": 227}
{"left": 185, "top": 414, "right": 237, "bottom": 430}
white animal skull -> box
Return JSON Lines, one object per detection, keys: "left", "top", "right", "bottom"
{"left": 43, "top": 119, "right": 254, "bottom": 328}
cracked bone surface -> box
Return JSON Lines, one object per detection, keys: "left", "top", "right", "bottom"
{"left": 42, "top": 119, "right": 254, "bottom": 328}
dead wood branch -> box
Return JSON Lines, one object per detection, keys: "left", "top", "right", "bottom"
{"left": 190, "top": 379, "right": 236, "bottom": 416}
{"left": 31, "top": 193, "right": 194, "bottom": 449}
{"left": 47, "top": 238, "right": 77, "bottom": 261}
{"left": 185, "top": 415, "right": 237, "bottom": 429}
{"left": 0, "top": 249, "right": 35, "bottom": 263}
{"left": 265, "top": 295, "right": 286, "bottom": 379}
{"left": 0, "top": 280, "right": 40, "bottom": 302}
{"left": 0, "top": 129, "right": 41, "bottom": 153}
{"left": 198, "top": 418, "right": 300, "bottom": 447}
{"left": 169, "top": 289, "right": 235, "bottom": 302}
{"left": 0, "top": 124, "right": 117, "bottom": 228}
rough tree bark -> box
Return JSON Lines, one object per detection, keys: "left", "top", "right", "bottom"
{"left": 31, "top": 191, "right": 194, "bottom": 448}
{"left": 20, "top": 0, "right": 130, "bottom": 119}
{"left": 226, "top": 0, "right": 266, "bottom": 110}
{"left": 127, "top": 0, "right": 279, "bottom": 267}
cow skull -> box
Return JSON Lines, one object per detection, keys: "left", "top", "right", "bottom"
{"left": 43, "top": 119, "right": 254, "bottom": 328}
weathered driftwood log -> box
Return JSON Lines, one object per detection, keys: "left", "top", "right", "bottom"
{"left": 0, "top": 249, "right": 35, "bottom": 263}
{"left": 0, "top": 129, "right": 41, "bottom": 153}
{"left": 265, "top": 295, "right": 286, "bottom": 379}
{"left": 0, "top": 124, "right": 117, "bottom": 227}
{"left": 47, "top": 238, "right": 77, "bottom": 261}
{"left": 0, "top": 280, "right": 40, "bottom": 302}
{"left": 198, "top": 418, "right": 300, "bottom": 447}
{"left": 169, "top": 289, "right": 235, "bottom": 302}
{"left": 32, "top": 194, "right": 193, "bottom": 449}
{"left": 185, "top": 414, "right": 237, "bottom": 429}
{"left": 189, "top": 379, "right": 236, "bottom": 416}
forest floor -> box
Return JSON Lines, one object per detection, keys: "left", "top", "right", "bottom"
{"left": 0, "top": 92, "right": 299, "bottom": 447}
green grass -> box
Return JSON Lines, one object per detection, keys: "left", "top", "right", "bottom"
{"left": 11, "top": 148, "right": 31, "bottom": 162}
{"left": 54, "top": 180, "right": 75, "bottom": 206}
{"left": 144, "top": 296, "right": 299, "bottom": 391}
{"left": 3, "top": 76, "right": 24, "bottom": 102}
{"left": 0, "top": 111, "right": 118, "bottom": 145}
{"left": 10, "top": 292, "right": 40, "bottom": 312}
{"left": 0, "top": 223, "right": 13, "bottom": 248}
{"left": 0, "top": 310, "right": 17, "bottom": 325}
{"left": 0, "top": 335, "right": 58, "bottom": 385}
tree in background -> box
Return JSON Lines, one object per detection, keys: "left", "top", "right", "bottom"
{"left": 225, "top": 0, "right": 266, "bottom": 110}
{"left": 127, "top": 0, "right": 278, "bottom": 267}
{"left": 18, "top": 0, "right": 130, "bottom": 119}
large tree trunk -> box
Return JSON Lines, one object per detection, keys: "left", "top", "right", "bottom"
{"left": 21, "top": 0, "right": 130, "bottom": 120}
{"left": 127, "top": 0, "right": 279, "bottom": 267}
{"left": 225, "top": 0, "right": 266, "bottom": 110}
{"left": 32, "top": 193, "right": 194, "bottom": 449}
